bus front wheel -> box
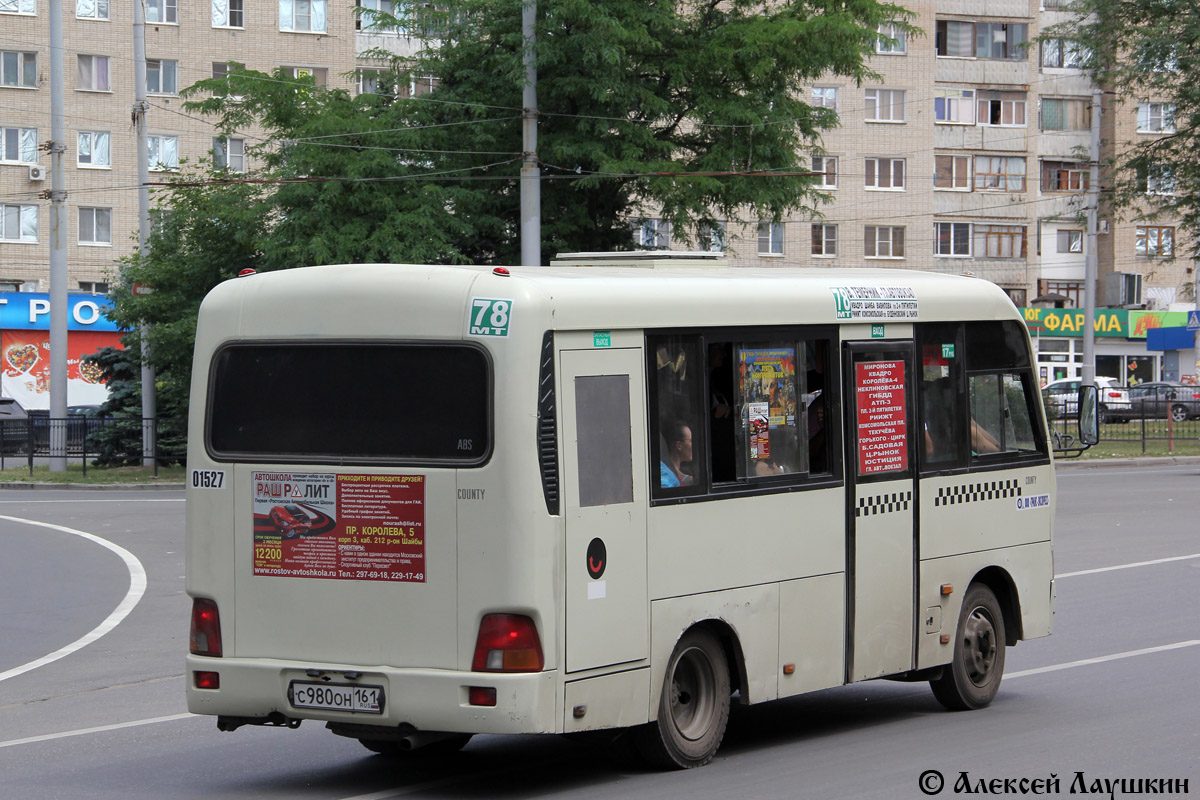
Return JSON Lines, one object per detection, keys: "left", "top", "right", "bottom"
{"left": 930, "top": 584, "right": 1006, "bottom": 711}
{"left": 634, "top": 628, "right": 731, "bottom": 769}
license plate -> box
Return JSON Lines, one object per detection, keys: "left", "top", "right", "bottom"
{"left": 288, "top": 681, "right": 384, "bottom": 714}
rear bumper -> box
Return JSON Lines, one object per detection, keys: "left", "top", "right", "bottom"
{"left": 185, "top": 655, "right": 560, "bottom": 735}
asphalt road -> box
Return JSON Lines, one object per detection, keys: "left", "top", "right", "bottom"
{"left": 0, "top": 466, "right": 1196, "bottom": 800}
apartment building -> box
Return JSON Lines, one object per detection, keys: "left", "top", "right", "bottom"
{"left": 3, "top": 0, "right": 1191, "bottom": 364}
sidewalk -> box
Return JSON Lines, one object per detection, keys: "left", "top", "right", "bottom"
{"left": 1055, "top": 454, "right": 1200, "bottom": 470}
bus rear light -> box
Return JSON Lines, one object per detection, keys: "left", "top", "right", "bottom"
{"left": 471, "top": 614, "right": 544, "bottom": 672}
{"left": 190, "top": 598, "right": 223, "bottom": 657}
{"left": 194, "top": 671, "right": 220, "bottom": 689}
{"left": 468, "top": 687, "right": 497, "bottom": 706}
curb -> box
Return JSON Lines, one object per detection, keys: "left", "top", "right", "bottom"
{"left": 0, "top": 481, "right": 185, "bottom": 491}
{"left": 1055, "top": 455, "right": 1200, "bottom": 470}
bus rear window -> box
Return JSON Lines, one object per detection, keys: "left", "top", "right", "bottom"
{"left": 207, "top": 342, "right": 491, "bottom": 464}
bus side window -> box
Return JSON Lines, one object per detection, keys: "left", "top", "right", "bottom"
{"left": 649, "top": 334, "right": 706, "bottom": 497}
{"left": 965, "top": 320, "right": 1047, "bottom": 460}
{"left": 917, "top": 323, "right": 967, "bottom": 471}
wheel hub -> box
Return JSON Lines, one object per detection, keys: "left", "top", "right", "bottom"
{"left": 962, "top": 607, "right": 997, "bottom": 686}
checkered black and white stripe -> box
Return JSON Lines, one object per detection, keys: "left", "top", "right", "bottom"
{"left": 934, "top": 479, "right": 1022, "bottom": 508}
{"left": 856, "top": 491, "right": 913, "bottom": 518}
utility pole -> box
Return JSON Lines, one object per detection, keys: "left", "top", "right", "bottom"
{"left": 1082, "top": 88, "right": 1102, "bottom": 387}
{"left": 134, "top": 0, "right": 156, "bottom": 466}
{"left": 48, "top": 0, "right": 68, "bottom": 472}
{"left": 519, "top": 0, "right": 540, "bottom": 267}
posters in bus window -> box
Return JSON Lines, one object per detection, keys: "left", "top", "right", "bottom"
{"left": 251, "top": 472, "right": 426, "bottom": 582}
{"left": 738, "top": 347, "right": 799, "bottom": 473}
{"left": 856, "top": 360, "right": 908, "bottom": 475}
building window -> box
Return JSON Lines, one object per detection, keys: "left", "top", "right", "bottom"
{"left": 1, "top": 126, "right": 37, "bottom": 164}
{"left": 1, "top": 204, "right": 38, "bottom": 242}
{"left": 213, "top": 137, "right": 245, "bottom": 172}
{"left": 757, "top": 222, "right": 784, "bottom": 255}
{"left": 934, "top": 155, "right": 970, "bottom": 190}
{"left": 935, "top": 88, "right": 975, "bottom": 124}
{"left": 974, "top": 156, "right": 1026, "bottom": 192}
{"left": 281, "top": 0, "right": 327, "bottom": 32}
{"left": 79, "top": 280, "right": 110, "bottom": 294}
{"left": 812, "top": 87, "right": 838, "bottom": 110}
{"left": 1135, "top": 226, "right": 1174, "bottom": 257}
{"left": 146, "top": 0, "right": 177, "bottom": 23}
{"left": 975, "top": 23, "right": 1027, "bottom": 60}
{"left": 212, "top": 0, "right": 244, "bottom": 27}
{"left": 148, "top": 135, "right": 179, "bottom": 171}
{"left": 935, "top": 222, "right": 971, "bottom": 256}
{"left": 935, "top": 20, "right": 974, "bottom": 57}
{"left": 699, "top": 222, "right": 725, "bottom": 252}
{"left": 813, "top": 156, "right": 837, "bottom": 188}
{"left": 78, "top": 130, "right": 111, "bottom": 167}
{"left": 146, "top": 59, "right": 178, "bottom": 95}
{"left": 76, "top": 0, "right": 108, "bottom": 18}
{"left": 1, "top": 51, "right": 38, "bottom": 88}
{"left": 78, "top": 207, "right": 112, "bottom": 245}
{"left": 637, "top": 218, "right": 670, "bottom": 249}
{"left": 974, "top": 225, "right": 1026, "bottom": 259}
{"left": 77, "top": 55, "right": 110, "bottom": 91}
{"left": 288, "top": 66, "right": 329, "bottom": 85}
{"left": 0, "top": 0, "right": 36, "bottom": 15}
{"left": 358, "top": 69, "right": 392, "bottom": 95}
{"left": 1056, "top": 230, "right": 1083, "bottom": 254}
{"left": 1042, "top": 280, "right": 1083, "bottom": 306}
{"left": 406, "top": 74, "right": 438, "bottom": 97}
{"left": 1137, "top": 102, "right": 1175, "bottom": 133}
{"left": 1041, "top": 39, "right": 1087, "bottom": 69}
{"left": 977, "top": 91, "right": 1026, "bottom": 126}
{"left": 865, "top": 157, "right": 905, "bottom": 190}
{"left": 1041, "top": 160, "right": 1089, "bottom": 192}
{"left": 356, "top": 0, "right": 399, "bottom": 31}
{"left": 1040, "top": 98, "right": 1089, "bottom": 131}
{"left": 812, "top": 224, "right": 837, "bottom": 257}
{"left": 865, "top": 226, "right": 904, "bottom": 258}
{"left": 876, "top": 22, "right": 906, "bottom": 54}
{"left": 1003, "top": 287, "right": 1027, "bottom": 307}
{"left": 1139, "top": 164, "right": 1176, "bottom": 196}
{"left": 865, "top": 89, "right": 905, "bottom": 122}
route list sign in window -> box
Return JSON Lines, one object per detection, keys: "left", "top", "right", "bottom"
{"left": 856, "top": 360, "right": 908, "bottom": 475}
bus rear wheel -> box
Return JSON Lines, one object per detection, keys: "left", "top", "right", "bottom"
{"left": 634, "top": 628, "right": 730, "bottom": 769}
{"left": 931, "top": 584, "right": 1006, "bottom": 711}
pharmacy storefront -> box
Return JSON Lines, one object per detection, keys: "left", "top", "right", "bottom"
{"left": 1022, "top": 308, "right": 1198, "bottom": 386}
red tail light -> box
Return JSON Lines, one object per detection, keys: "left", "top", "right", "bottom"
{"left": 1107, "top": 391, "right": 1123, "bottom": 399}
{"left": 190, "top": 598, "right": 223, "bottom": 657}
{"left": 471, "top": 614, "right": 543, "bottom": 672}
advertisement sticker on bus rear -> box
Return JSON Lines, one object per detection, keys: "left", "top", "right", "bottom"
{"left": 251, "top": 472, "right": 426, "bottom": 582}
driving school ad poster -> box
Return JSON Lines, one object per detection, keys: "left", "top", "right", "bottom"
{"left": 251, "top": 472, "right": 426, "bottom": 583}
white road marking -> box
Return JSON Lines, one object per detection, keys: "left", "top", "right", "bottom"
{"left": 0, "top": 714, "right": 197, "bottom": 750}
{"left": 1007, "top": 640, "right": 1200, "bottom": 679}
{"left": 1056, "top": 552, "right": 1200, "bottom": 578}
{"left": 0, "top": 515, "right": 148, "bottom": 683}
{"left": 0, "top": 498, "right": 183, "bottom": 503}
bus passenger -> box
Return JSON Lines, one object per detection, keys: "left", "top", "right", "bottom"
{"left": 660, "top": 419, "right": 694, "bottom": 488}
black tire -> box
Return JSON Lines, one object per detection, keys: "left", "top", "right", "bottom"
{"left": 633, "top": 628, "right": 731, "bottom": 769}
{"left": 930, "top": 584, "right": 1006, "bottom": 711}
{"left": 359, "top": 733, "right": 472, "bottom": 757}
{"left": 1170, "top": 404, "right": 1187, "bottom": 423}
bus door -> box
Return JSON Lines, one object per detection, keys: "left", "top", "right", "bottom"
{"left": 560, "top": 348, "right": 649, "bottom": 673}
{"left": 843, "top": 342, "right": 917, "bottom": 681}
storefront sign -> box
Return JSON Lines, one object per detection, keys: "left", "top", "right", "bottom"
{"left": 1021, "top": 308, "right": 1128, "bottom": 337}
{"left": 0, "top": 293, "right": 119, "bottom": 331}
{"left": 856, "top": 360, "right": 907, "bottom": 475}
{"left": 1128, "top": 310, "right": 1190, "bottom": 339}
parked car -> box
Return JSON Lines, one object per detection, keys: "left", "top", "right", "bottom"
{"left": 0, "top": 397, "right": 30, "bottom": 456}
{"left": 1044, "top": 377, "right": 1132, "bottom": 423}
{"left": 1126, "top": 382, "right": 1200, "bottom": 422}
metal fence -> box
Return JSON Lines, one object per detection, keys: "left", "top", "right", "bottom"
{"left": 1046, "top": 404, "right": 1200, "bottom": 455}
{"left": 0, "top": 417, "right": 183, "bottom": 476}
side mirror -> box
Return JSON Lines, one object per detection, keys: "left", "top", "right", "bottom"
{"left": 1078, "top": 384, "right": 1099, "bottom": 445}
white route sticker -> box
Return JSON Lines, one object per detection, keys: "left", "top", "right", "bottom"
{"left": 1016, "top": 494, "right": 1050, "bottom": 510}
{"left": 831, "top": 286, "right": 918, "bottom": 321}
{"left": 189, "top": 469, "right": 226, "bottom": 489}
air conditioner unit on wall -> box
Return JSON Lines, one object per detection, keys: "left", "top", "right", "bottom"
{"left": 28, "top": 164, "right": 46, "bottom": 181}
